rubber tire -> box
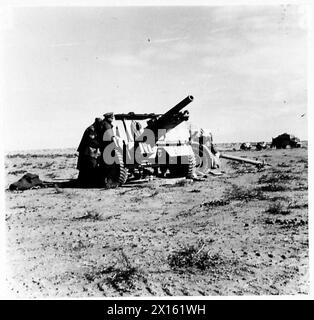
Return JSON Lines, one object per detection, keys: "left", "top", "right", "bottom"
{"left": 102, "top": 149, "right": 128, "bottom": 187}
{"left": 169, "top": 154, "right": 196, "bottom": 179}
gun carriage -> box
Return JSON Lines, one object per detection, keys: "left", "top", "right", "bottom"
{"left": 101, "top": 96, "right": 196, "bottom": 186}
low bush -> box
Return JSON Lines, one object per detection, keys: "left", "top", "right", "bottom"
{"left": 168, "top": 242, "right": 219, "bottom": 271}
{"left": 260, "top": 184, "right": 290, "bottom": 192}
{"left": 224, "top": 185, "right": 267, "bottom": 202}
{"left": 266, "top": 202, "right": 291, "bottom": 215}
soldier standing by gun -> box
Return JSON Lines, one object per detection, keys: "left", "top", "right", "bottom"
{"left": 101, "top": 112, "right": 115, "bottom": 151}
{"left": 97, "top": 112, "right": 117, "bottom": 184}
{"left": 200, "top": 129, "right": 220, "bottom": 169}
{"left": 190, "top": 127, "right": 221, "bottom": 171}
{"left": 199, "top": 129, "right": 220, "bottom": 169}
{"left": 77, "top": 118, "right": 103, "bottom": 186}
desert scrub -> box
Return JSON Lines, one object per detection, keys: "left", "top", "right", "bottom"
{"left": 85, "top": 250, "right": 145, "bottom": 294}
{"left": 46, "top": 172, "right": 57, "bottom": 179}
{"left": 131, "top": 195, "right": 143, "bottom": 202}
{"left": 104, "top": 265, "right": 144, "bottom": 293}
{"left": 258, "top": 172, "right": 296, "bottom": 184}
{"left": 266, "top": 202, "right": 291, "bottom": 215}
{"left": 287, "top": 201, "right": 308, "bottom": 209}
{"left": 297, "top": 158, "right": 307, "bottom": 164}
{"left": 168, "top": 242, "right": 220, "bottom": 271}
{"left": 172, "top": 179, "right": 190, "bottom": 187}
{"left": 258, "top": 172, "right": 294, "bottom": 192}
{"left": 39, "top": 162, "right": 54, "bottom": 169}
{"left": 223, "top": 184, "right": 267, "bottom": 202}
{"left": 260, "top": 183, "right": 290, "bottom": 192}
{"left": 7, "top": 153, "right": 76, "bottom": 159}
{"left": 264, "top": 217, "right": 307, "bottom": 228}
{"left": 278, "top": 162, "right": 290, "bottom": 168}
{"left": 74, "top": 210, "right": 103, "bottom": 221}
{"left": 8, "top": 169, "right": 27, "bottom": 175}
{"left": 20, "top": 162, "right": 32, "bottom": 166}
{"left": 148, "top": 189, "right": 160, "bottom": 197}
{"left": 227, "top": 161, "right": 258, "bottom": 174}
{"left": 201, "top": 199, "right": 230, "bottom": 208}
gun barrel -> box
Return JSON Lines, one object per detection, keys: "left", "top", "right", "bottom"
{"left": 146, "top": 95, "right": 194, "bottom": 132}
{"left": 114, "top": 113, "right": 161, "bottom": 121}
{"left": 220, "top": 153, "right": 270, "bottom": 167}
{"left": 134, "top": 95, "right": 194, "bottom": 145}
{"left": 161, "top": 95, "right": 194, "bottom": 120}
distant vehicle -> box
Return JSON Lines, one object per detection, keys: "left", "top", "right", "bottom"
{"left": 256, "top": 141, "right": 267, "bottom": 151}
{"left": 271, "top": 133, "right": 302, "bottom": 149}
{"left": 240, "top": 142, "right": 251, "bottom": 151}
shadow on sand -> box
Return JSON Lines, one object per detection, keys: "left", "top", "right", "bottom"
{"left": 49, "top": 177, "right": 154, "bottom": 189}
{"left": 8, "top": 173, "right": 173, "bottom": 191}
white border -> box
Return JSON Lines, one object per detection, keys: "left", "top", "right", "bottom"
{"left": 0, "top": 0, "right": 312, "bottom": 300}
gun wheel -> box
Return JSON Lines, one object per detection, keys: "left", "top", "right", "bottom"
{"left": 102, "top": 149, "right": 128, "bottom": 187}
{"left": 186, "top": 154, "right": 196, "bottom": 179}
{"left": 169, "top": 154, "right": 196, "bottom": 179}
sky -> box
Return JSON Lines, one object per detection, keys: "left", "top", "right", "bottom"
{"left": 0, "top": 4, "right": 309, "bottom": 151}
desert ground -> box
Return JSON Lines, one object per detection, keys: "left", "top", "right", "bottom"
{"left": 4, "top": 144, "right": 309, "bottom": 297}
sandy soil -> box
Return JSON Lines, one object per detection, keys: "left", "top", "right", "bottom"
{"left": 4, "top": 146, "right": 309, "bottom": 297}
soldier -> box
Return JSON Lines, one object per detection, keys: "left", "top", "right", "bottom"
{"left": 95, "top": 112, "right": 116, "bottom": 181}
{"left": 100, "top": 112, "right": 116, "bottom": 156}
{"left": 102, "top": 112, "right": 115, "bottom": 143}
{"left": 199, "top": 128, "right": 220, "bottom": 169}
{"left": 77, "top": 118, "right": 103, "bottom": 185}
{"left": 209, "top": 143, "right": 220, "bottom": 169}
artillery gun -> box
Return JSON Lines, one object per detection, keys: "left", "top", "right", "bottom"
{"left": 100, "top": 95, "right": 196, "bottom": 186}
{"left": 189, "top": 131, "right": 271, "bottom": 174}
{"left": 188, "top": 143, "right": 271, "bottom": 174}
